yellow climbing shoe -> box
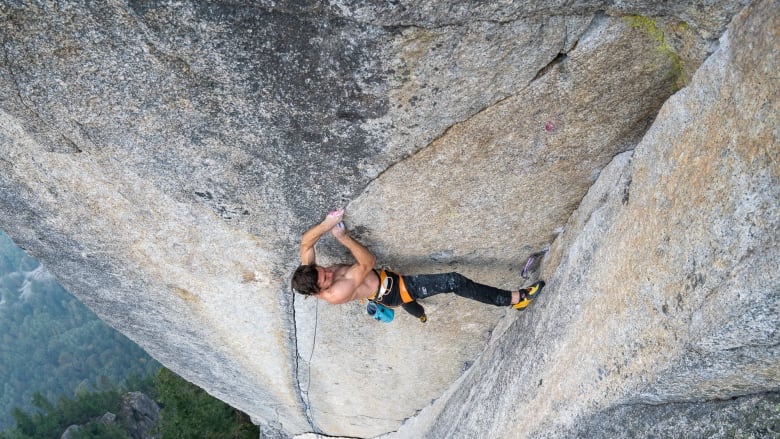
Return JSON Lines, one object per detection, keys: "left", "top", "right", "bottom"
{"left": 513, "top": 281, "right": 545, "bottom": 310}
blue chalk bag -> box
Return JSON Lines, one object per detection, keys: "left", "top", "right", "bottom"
{"left": 366, "top": 301, "right": 394, "bottom": 323}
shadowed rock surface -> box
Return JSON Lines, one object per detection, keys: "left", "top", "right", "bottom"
{"left": 0, "top": 0, "right": 776, "bottom": 437}
{"left": 387, "top": 1, "right": 778, "bottom": 437}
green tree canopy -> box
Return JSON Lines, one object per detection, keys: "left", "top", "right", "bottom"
{"left": 0, "top": 231, "right": 160, "bottom": 428}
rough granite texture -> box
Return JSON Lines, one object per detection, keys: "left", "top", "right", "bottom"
{"left": 0, "top": 0, "right": 775, "bottom": 437}
{"left": 555, "top": 392, "right": 780, "bottom": 439}
{"left": 387, "top": 0, "right": 778, "bottom": 437}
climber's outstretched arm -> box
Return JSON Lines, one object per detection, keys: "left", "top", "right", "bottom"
{"left": 299, "top": 209, "right": 344, "bottom": 265}
{"left": 331, "top": 222, "right": 376, "bottom": 278}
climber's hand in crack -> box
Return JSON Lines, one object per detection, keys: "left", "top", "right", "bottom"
{"left": 322, "top": 209, "right": 344, "bottom": 230}
{"left": 330, "top": 221, "right": 346, "bottom": 239}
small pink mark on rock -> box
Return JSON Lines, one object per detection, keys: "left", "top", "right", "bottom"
{"left": 544, "top": 121, "right": 556, "bottom": 132}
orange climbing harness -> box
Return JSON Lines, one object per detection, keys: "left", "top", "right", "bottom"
{"left": 370, "top": 268, "right": 414, "bottom": 305}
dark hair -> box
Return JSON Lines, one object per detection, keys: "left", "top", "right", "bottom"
{"left": 291, "top": 264, "right": 319, "bottom": 296}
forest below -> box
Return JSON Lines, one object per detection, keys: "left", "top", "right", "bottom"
{"left": 0, "top": 368, "right": 259, "bottom": 439}
{"left": 0, "top": 230, "right": 259, "bottom": 437}
{"left": 0, "top": 231, "right": 159, "bottom": 429}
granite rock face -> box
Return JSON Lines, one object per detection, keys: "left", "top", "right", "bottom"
{"left": 390, "top": 0, "right": 778, "bottom": 437}
{"left": 555, "top": 392, "right": 780, "bottom": 439}
{"left": 0, "top": 0, "right": 772, "bottom": 437}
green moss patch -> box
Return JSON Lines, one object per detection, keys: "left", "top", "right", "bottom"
{"left": 624, "top": 15, "right": 688, "bottom": 91}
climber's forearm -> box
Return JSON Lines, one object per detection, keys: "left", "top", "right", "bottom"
{"left": 300, "top": 210, "right": 344, "bottom": 264}
{"left": 299, "top": 222, "right": 330, "bottom": 264}
{"left": 334, "top": 232, "right": 376, "bottom": 270}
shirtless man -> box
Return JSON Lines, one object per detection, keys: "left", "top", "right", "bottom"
{"left": 291, "top": 210, "right": 544, "bottom": 322}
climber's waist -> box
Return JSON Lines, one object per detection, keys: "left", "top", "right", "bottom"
{"left": 370, "top": 269, "right": 414, "bottom": 306}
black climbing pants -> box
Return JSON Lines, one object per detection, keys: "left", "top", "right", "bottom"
{"left": 402, "top": 272, "right": 513, "bottom": 307}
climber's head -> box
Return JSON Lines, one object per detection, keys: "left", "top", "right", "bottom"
{"left": 291, "top": 264, "right": 330, "bottom": 296}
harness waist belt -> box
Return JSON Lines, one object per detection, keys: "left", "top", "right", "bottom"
{"left": 370, "top": 269, "right": 414, "bottom": 305}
